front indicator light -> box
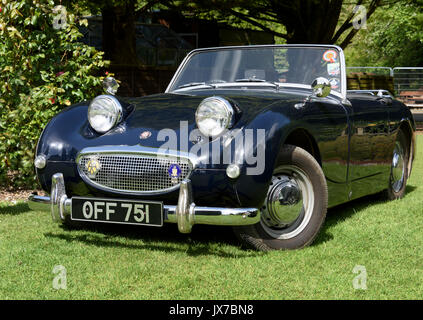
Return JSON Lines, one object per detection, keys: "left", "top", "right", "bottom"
{"left": 34, "top": 155, "right": 47, "bottom": 169}
{"left": 226, "top": 164, "right": 240, "bottom": 179}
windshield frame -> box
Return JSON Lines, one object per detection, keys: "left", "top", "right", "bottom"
{"left": 165, "top": 44, "right": 347, "bottom": 100}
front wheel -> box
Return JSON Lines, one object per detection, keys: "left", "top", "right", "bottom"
{"left": 233, "top": 145, "right": 328, "bottom": 250}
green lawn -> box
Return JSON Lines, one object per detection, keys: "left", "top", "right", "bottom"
{"left": 1, "top": 139, "right": 423, "bottom": 300}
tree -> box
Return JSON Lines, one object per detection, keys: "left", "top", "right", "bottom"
{"left": 160, "top": 0, "right": 386, "bottom": 48}
{"left": 101, "top": 1, "right": 137, "bottom": 64}
{"left": 63, "top": 0, "right": 415, "bottom": 68}
{"left": 62, "top": 0, "right": 389, "bottom": 66}
{"left": 63, "top": 0, "right": 160, "bottom": 65}
{"left": 345, "top": 0, "right": 423, "bottom": 66}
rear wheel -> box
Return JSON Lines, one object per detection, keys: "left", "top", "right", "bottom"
{"left": 233, "top": 145, "right": 328, "bottom": 250}
{"left": 386, "top": 129, "right": 410, "bottom": 200}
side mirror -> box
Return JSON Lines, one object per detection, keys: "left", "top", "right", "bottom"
{"left": 103, "top": 76, "right": 119, "bottom": 95}
{"left": 295, "top": 77, "right": 332, "bottom": 109}
{"left": 311, "top": 77, "right": 331, "bottom": 98}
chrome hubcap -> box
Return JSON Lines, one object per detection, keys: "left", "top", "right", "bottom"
{"left": 391, "top": 141, "right": 405, "bottom": 193}
{"left": 263, "top": 175, "right": 303, "bottom": 227}
{"left": 261, "top": 165, "right": 314, "bottom": 240}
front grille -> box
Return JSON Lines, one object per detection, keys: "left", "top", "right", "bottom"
{"left": 78, "top": 153, "right": 193, "bottom": 193}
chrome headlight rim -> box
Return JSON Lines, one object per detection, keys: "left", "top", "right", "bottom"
{"left": 195, "top": 96, "right": 234, "bottom": 138}
{"left": 88, "top": 95, "right": 123, "bottom": 133}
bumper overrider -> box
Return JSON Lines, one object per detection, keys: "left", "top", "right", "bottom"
{"left": 28, "top": 173, "right": 260, "bottom": 233}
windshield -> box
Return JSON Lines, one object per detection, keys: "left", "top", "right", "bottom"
{"left": 168, "top": 46, "right": 343, "bottom": 94}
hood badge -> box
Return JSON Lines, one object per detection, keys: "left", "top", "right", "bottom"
{"left": 85, "top": 157, "right": 101, "bottom": 178}
{"left": 168, "top": 164, "right": 181, "bottom": 184}
{"left": 140, "top": 131, "right": 152, "bottom": 140}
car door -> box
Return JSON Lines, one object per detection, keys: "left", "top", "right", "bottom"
{"left": 347, "top": 94, "right": 392, "bottom": 200}
{"left": 305, "top": 97, "right": 351, "bottom": 207}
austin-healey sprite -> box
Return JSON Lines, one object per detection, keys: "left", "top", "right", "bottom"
{"left": 28, "top": 45, "right": 415, "bottom": 250}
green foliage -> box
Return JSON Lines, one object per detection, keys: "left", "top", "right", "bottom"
{"left": 345, "top": 1, "right": 423, "bottom": 67}
{"left": 0, "top": 0, "right": 109, "bottom": 188}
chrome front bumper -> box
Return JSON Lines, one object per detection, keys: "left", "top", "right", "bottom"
{"left": 28, "top": 173, "right": 260, "bottom": 233}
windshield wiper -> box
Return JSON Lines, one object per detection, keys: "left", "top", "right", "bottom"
{"left": 235, "top": 78, "right": 280, "bottom": 89}
{"left": 178, "top": 82, "right": 214, "bottom": 89}
{"left": 235, "top": 78, "right": 267, "bottom": 82}
{"left": 207, "top": 79, "right": 227, "bottom": 84}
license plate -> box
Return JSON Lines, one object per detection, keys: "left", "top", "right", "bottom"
{"left": 71, "top": 197, "right": 163, "bottom": 227}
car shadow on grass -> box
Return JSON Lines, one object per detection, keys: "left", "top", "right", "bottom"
{"left": 0, "top": 201, "right": 31, "bottom": 215}
{"left": 44, "top": 185, "right": 418, "bottom": 253}
{"left": 44, "top": 223, "right": 264, "bottom": 258}
{"left": 313, "top": 185, "right": 418, "bottom": 246}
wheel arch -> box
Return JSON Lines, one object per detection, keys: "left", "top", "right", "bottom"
{"left": 282, "top": 128, "right": 322, "bottom": 167}
{"left": 398, "top": 120, "right": 415, "bottom": 179}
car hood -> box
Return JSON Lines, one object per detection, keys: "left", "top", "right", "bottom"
{"left": 120, "top": 89, "right": 309, "bottom": 131}
{"left": 37, "top": 88, "right": 311, "bottom": 164}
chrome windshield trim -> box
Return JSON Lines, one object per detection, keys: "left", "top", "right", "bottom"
{"left": 173, "top": 82, "right": 344, "bottom": 100}
{"left": 172, "top": 82, "right": 278, "bottom": 92}
{"left": 166, "top": 44, "right": 347, "bottom": 100}
{"left": 338, "top": 46, "right": 347, "bottom": 99}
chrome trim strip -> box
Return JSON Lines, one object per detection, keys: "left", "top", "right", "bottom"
{"left": 338, "top": 46, "right": 347, "bottom": 99}
{"left": 50, "top": 173, "right": 71, "bottom": 222}
{"left": 27, "top": 174, "right": 261, "bottom": 232}
{"left": 174, "top": 82, "right": 345, "bottom": 100}
{"left": 76, "top": 145, "right": 199, "bottom": 195}
{"left": 175, "top": 179, "right": 195, "bottom": 233}
{"left": 28, "top": 194, "right": 50, "bottom": 212}
{"left": 76, "top": 145, "right": 199, "bottom": 167}
{"left": 164, "top": 205, "right": 260, "bottom": 226}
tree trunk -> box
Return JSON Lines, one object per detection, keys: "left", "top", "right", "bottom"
{"left": 281, "top": 0, "right": 343, "bottom": 44}
{"left": 101, "top": 1, "right": 138, "bottom": 65}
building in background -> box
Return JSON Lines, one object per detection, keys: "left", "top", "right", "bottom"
{"left": 79, "top": 11, "right": 274, "bottom": 96}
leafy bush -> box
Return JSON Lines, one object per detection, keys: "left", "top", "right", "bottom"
{"left": 0, "top": 0, "right": 109, "bottom": 188}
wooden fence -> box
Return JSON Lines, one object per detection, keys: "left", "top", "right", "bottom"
{"left": 347, "top": 73, "right": 395, "bottom": 94}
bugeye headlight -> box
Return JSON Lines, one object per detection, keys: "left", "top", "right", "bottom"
{"left": 88, "top": 95, "right": 122, "bottom": 133}
{"left": 195, "top": 97, "right": 234, "bottom": 137}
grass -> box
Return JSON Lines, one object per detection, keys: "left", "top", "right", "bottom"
{"left": 1, "top": 140, "right": 423, "bottom": 300}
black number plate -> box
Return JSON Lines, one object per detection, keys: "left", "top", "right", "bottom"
{"left": 71, "top": 197, "right": 163, "bottom": 227}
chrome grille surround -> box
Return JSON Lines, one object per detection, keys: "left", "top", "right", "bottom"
{"left": 76, "top": 146, "right": 197, "bottom": 195}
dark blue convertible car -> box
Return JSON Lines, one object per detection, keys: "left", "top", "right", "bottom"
{"left": 28, "top": 45, "right": 415, "bottom": 250}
